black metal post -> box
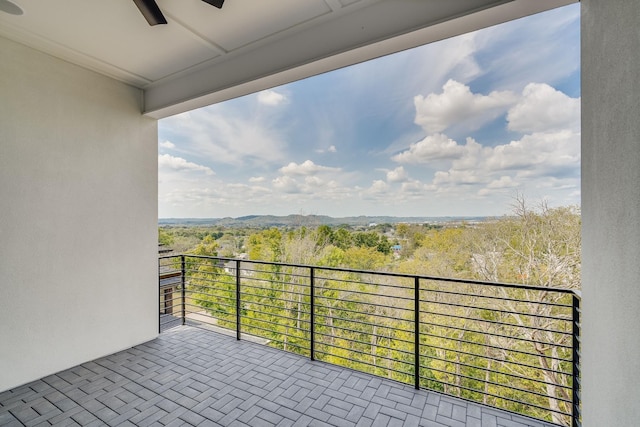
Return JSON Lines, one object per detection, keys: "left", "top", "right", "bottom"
{"left": 236, "top": 259, "right": 241, "bottom": 341}
{"left": 310, "top": 267, "right": 315, "bottom": 361}
{"left": 414, "top": 276, "right": 420, "bottom": 390}
{"left": 572, "top": 294, "right": 581, "bottom": 427}
{"left": 181, "top": 255, "right": 186, "bottom": 325}
{"left": 158, "top": 258, "right": 161, "bottom": 334}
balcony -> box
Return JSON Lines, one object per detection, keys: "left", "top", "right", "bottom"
{"left": 156, "top": 255, "right": 581, "bottom": 427}
{"left": 1, "top": 324, "right": 563, "bottom": 427}
{"left": 0, "top": 251, "right": 581, "bottom": 427}
{"left": 0, "top": 255, "right": 579, "bottom": 427}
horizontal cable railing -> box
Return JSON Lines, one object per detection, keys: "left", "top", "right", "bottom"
{"left": 158, "top": 255, "right": 581, "bottom": 427}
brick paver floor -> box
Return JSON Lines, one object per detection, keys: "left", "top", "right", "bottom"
{"left": 0, "top": 326, "right": 556, "bottom": 426}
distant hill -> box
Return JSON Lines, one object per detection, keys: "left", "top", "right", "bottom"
{"left": 158, "top": 214, "right": 489, "bottom": 228}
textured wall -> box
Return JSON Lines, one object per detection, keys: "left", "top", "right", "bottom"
{"left": 0, "top": 37, "right": 158, "bottom": 391}
{"left": 582, "top": 0, "right": 640, "bottom": 424}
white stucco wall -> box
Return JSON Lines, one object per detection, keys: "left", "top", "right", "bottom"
{"left": 0, "top": 37, "right": 158, "bottom": 391}
{"left": 582, "top": 0, "right": 640, "bottom": 424}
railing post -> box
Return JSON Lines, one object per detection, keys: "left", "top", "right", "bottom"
{"left": 572, "top": 293, "right": 581, "bottom": 427}
{"left": 414, "top": 276, "right": 420, "bottom": 390}
{"left": 236, "top": 259, "right": 241, "bottom": 341}
{"left": 181, "top": 255, "right": 186, "bottom": 326}
{"left": 310, "top": 267, "right": 315, "bottom": 361}
{"left": 158, "top": 258, "right": 161, "bottom": 334}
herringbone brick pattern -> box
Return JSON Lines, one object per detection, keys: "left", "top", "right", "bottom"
{"left": 0, "top": 326, "right": 555, "bottom": 426}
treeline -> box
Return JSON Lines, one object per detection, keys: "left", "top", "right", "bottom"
{"left": 163, "top": 199, "right": 580, "bottom": 289}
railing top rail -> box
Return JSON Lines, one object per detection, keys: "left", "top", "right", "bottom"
{"left": 159, "top": 253, "right": 580, "bottom": 297}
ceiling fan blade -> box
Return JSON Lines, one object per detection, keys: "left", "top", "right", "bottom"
{"left": 132, "top": 0, "right": 167, "bottom": 26}
{"left": 202, "top": 0, "right": 225, "bottom": 9}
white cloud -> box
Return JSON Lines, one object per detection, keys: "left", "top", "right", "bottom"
{"left": 401, "top": 180, "right": 430, "bottom": 194}
{"left": 420, "top": 130, "right": 579, "bottom": 195}
{"left": 414, "top": 80, "right": 517, "bottom": 133}
{"left": 158, "top": 154, "right": 214, "bottom": 175}
{"left": 279, "top": 160, "right": 341, "bottom": 176}
{"left": 272, "top": 176, "right": 302, "bottom": 193}
{"left": 315, "top": 145, "right": 337, "bottom": 154}
{"left": 304, "top": 176, "right": 324, "bottom": 187}
{"left": 486, "top": 176, "right": 518, "bottom": 189}
{"left": 449, "top": 138, "right": 483, "bottom": 170}
{"left": 507, "top": 83, "right": 580, "bottom": 133}
{"left": 368, "top": 180, "right": 389, "bottom": 194}
{"left": 393, "top": 77, "right": 581, "bottom": 202}
{"left": 392, "top": 134, "right": 465, "bottom": 164}
{"left": 386, "top": 166, "right": 409, "bottom": 183}
{"left": 160, "top": 107, "right": 288, "bottom": 166}
{"left": 433, "top": 169, "right": 482, "bottom": 186}
{"left": 159, "top": 140, "right": 175, "bottom": 149}
{"left": 477, "top": 176, "right": 519, "bottom": 196}
{"left": 485, "top": 130, "right": 580, "bottom": 173}
{"left": 257, "top": 89, "right": 287, "bottom": 106}
{"left": 249, "top": 176, "right": 266, "bottom": 183}
{"left": 159, "top": 178, "right": 275, "bottom": 218}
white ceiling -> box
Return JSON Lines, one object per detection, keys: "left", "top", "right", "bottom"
{"left": 0, "top": 0, "right": 576, "bottom": 118}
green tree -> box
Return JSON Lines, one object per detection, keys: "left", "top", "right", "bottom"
{"left": 316, "top": 225, "right": 334, "bottom": 247}
{"left": 158, "top": 228, "right": 174, "bottom": 246}
{"left": 247, "top": 228, "right": 283, "bottom": 261}
{"left": 331, "top": 228, "right": 353, "bottom": 250}
{"left": 190, "top": 235, "right": 219, "bottom": 256}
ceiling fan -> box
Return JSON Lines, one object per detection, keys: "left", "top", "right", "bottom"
{"left": 132, "top": 0, "right": 224, "bottom": 26}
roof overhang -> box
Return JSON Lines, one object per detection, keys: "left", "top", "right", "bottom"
{"left": 145, "top": 0, "right": 577, "bottom": 118}
{"left": 0, "top": 0, "right": 577, "bottom": 119}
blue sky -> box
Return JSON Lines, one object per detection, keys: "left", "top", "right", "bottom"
{"left": 158, "top": 4, "right": 580, "bottom": 219}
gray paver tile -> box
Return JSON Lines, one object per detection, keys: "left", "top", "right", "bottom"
{"left": 258, "top": 408, "right": 284, "bottom": 425}
{"left": 371, "top": 413, "right": 391, "bottom": 427}
{"left": 467, "top": 416, "right": 482, "bottom": 427}
{"left": 482, "top": 414, "right": 498, "bottom": 427}
{"left": 405, "top": 414, "right": 421, "bottom": 427}
{"left": 0, "top": 412, "right": 22, "bottom": 427}
{"left": 292, "top": 414, "right": 314, "bottom": 427}
{"left": 355, "top": 417, "right": 374, "bottom": 427}
{"left": 452, "top": 405, "right": 467, "bottom": 422}
{"left": 328, "top": 415, "right": 356, "bottom": 427}
{"left": 179, "top": 409, "right": 207, "bottom": 425}
{"left": 218, "top": 407, "right": 245, "bottom": 425}
{"left": 395, "top": 402, "right": 423, "bottom": 417}
{"left": 363, "top": 402, "right": 382, "bottom": 419}
{"left": 467, "top": 404, "right": 482, "bottom": 420}
{"left": 436, "top": 414, "right": 466, "bottom": 427}
{"left": 507, "top": 414, "right": 547, "bottom": 427}
{"left": 346, "top": 405, "right": 366, "bottom": 423}
{"left": 324, "top": 403, "right": 349, "bottom": 419}
{"left": 379, "top": 404, "right": 408, "bottom": 420}
{"left": 0, "top": 326, "right": 560, "bottom": 427}
{"left": 277, "top": 405, "right": 302, "bottom": 421}
{"left": 305, "top": 407, "right": 332, "bottom": 422}
{"left": 438, "top": 401, "right": 453, "bottom": 418}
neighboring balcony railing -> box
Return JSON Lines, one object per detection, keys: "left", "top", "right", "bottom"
{"left": 159, "top": 255, "right": 581, "bottom": 427}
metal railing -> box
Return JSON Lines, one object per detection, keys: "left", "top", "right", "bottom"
{"left": 159, "top": 254, "right": 581, "bottom": 427}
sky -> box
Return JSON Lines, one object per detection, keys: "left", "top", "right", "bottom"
{"left": 158, "top": 4, "right": 580, "bottom": 219}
